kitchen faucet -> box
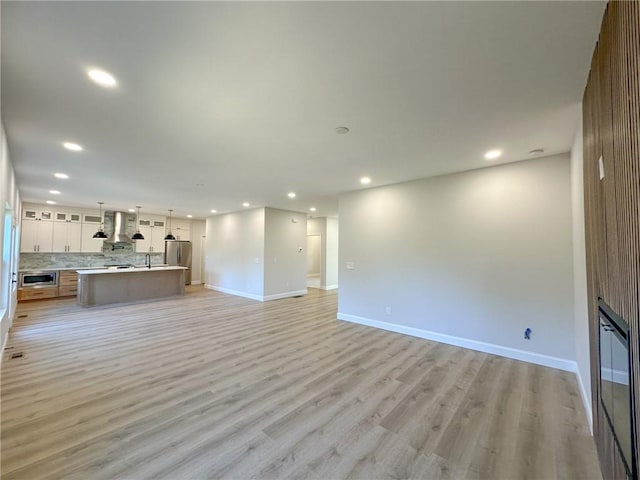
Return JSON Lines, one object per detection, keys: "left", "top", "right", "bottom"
{"left": 145, "top": 253, "right": 151, "bottom": 269}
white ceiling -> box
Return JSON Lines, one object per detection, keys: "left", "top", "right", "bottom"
{"left": 2, "top": 1, "right": 605, "bottom": 219}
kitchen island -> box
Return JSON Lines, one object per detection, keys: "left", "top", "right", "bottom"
{"left": 77, "top": 266, "right": 187, "bottom": 307}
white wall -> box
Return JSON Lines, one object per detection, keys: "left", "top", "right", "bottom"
{"left": 307, "top": 217, "right": 339, "bottom": 290}
{"left": 338, "top": 154, "right": 576, "bottom": 370}
{"left": 205, "top": 208, "right": 265, "bottom": 298}
{"left": 0, "top": 123, "right": 21, "bottom": 354}
{"left": 325, "top": 217, "right": 339, "bottom": 289}
{"left": 205, "top": 207, "right": 306, "bottom": 301}
{"left": 307, "top": 217, "right": 326, "bottom": 282}
{"left": 571, "top": 115, "right": 592, "bottom": 431}
{"left": 263, "top": 208, "right": 307, "bottom": 297}
{"left": 307, "top": 235, "right": 321, "bottom": 275}
{"left": 190, "top": 220, "right": 206, "bottom": 284}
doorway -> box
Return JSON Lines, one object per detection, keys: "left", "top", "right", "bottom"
{"left": 2, "top": 203, "right": 16, "bottom": 324}
{"left": 200, "top": 234, "right": 206, "bottom": 286}
{"left": 306, "top": 234, "right": 321, "bottom": 289}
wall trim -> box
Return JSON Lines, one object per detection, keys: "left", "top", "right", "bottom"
{"left": 321, "top": 285, "right": 338, "bottom": 291}
{"left": 205, "top": 285, "right": 263, "bottom": 301}
{"left": 190, "top": 281, "right": 202, "bottom": 285}
{"left": 206, "top": 285, "right": 308, "bottom": 302}
{"left": 576, "top": 365, "right": 594, "bottom": 434}
{"left": 337, "top": 312, "right": 577, "bottom": 373}
{"left": 601, "top": 367, "right": 628, "bottom": 386}
{"left": 263, "top": 289, "right": 308, "bottom": 301}
{"left": 0, "top": 328, "right": 8, "bottom": 370}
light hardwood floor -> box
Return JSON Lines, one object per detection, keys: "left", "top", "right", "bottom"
{"left": 1, "top": 287, "right": 600, "bottom": 479}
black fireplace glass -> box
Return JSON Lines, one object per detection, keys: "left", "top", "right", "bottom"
{"left": 598, "top": 299, "right": 635, "bottom": 478}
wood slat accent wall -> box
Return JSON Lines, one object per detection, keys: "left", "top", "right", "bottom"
{"left": 583, "top": 1, "right": 640, "bottom": 479}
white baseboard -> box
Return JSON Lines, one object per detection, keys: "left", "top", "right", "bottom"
{"left": 190, "top": 281, "right": 202, "bottom": 285}
{"left": 0, "top": 329, "right": 8, "bottom": 370}
{"left": 337, "top": 312, "right": 577, "bottom": 373}
{"left": 206, "top": 285, "right": 308, "bottom": 302}
{"left": 576, "top": 366, "right": 593, "bottom": 434}
{"left": 601, "top": 366, "right": 628, "bottom": 385}
{"left": 10, "top": 300, "right": 17, "bottom": 329}
{"left": 205, "top": 285, "right": 263, "bottom": 301}
{"left": 263, "top": 289, "right": 308, "bottom": 301}
{"left": 321, "top": 285, "right": 338, "bottom": 291}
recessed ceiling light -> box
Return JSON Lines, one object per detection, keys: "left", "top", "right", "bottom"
{"left": 46, "top": 200, "right": 56, "bottom": 205}
{"left": 210, "top": 209, "right": 217, "bottom": 214}
{"left": 54, "top": 172, "right": 69, "bottom": 179}
{"left": 242, "top": 202, "right": 250, "bottom": 207}
{"left": 484, "top": 149, "right": 502, "bottom": 160}
{"left": 187, "top": 214, "right": 193, "bottom": 218}
{"left": 335, "top": 126, "right": 350, "bottom": 134}
{"left": 63, "top": 142, "right": 83, "bottom": 152}
{"left": 87, "top": 68, "right": 117, "bottom": 88}
{"left": 49, "top": 190, "right": 61, "bottom": 195}
{"left": 529, "top": 148, "right": 545, "bottom": 156}
{"left": 287, "top": 192, "right": 296, "bottom": 199}
{"left": 309, "top": 207, "right": 317, "bottom": 212}
{"left": 360, "top": 176, "right": 371, "bottom": 185}
{"left": 128, "top": 208, "right": 136, "bottom": 213}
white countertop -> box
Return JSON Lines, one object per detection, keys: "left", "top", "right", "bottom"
{"left": 77, "top": 266, "right": 188, "bottom": 275}
{"left": 19, "top": 267, "right": 93, "bottom": 272}
{"left": 56, "top": 267, "right": 97, "bottom": 271}
{"left": 20, "top": 264, "right": 170, "bottom": 273}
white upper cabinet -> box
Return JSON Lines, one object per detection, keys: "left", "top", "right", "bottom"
{"left": 133, "top": 225, "right": 152, "bottom": 253}
{"left": 80, "top": 224, "right": 104, "bottom": 253}
{"left": 52, "top": 222, "right": 82, "bottom": 252}
{"left": 54, "top": 211, "right": 82, "bottom": 223}
{"left": 82, "top": 213, "right": 102, "bottom": 224}
{"left": 171, "top": 220, "right": 191, "bottom": 241}
{"left": 21, "top": 219, "right": 54, "bottom": 253}
{"left": 134, "top": 215, "right": 167, "bottom": 253}
{"left": 23, "top": 208, "right": 53, "bottom": 221}
{"left": 21, "top": 204, "right": 105, "bottom": 253}
{"left": 134, "top": 224, "right": 166, "bottom": 253}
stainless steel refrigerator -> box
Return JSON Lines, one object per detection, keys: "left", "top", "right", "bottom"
{"left": 164, "top": 241, "right": 192, "bottom": 285}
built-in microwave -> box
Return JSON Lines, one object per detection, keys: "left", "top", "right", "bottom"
{"left": 19, "top": 271, "right": 58, "bottom": 288}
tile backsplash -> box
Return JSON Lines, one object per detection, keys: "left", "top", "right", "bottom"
{"left": 20, "top": 252, "right": 164, "bottom": 270}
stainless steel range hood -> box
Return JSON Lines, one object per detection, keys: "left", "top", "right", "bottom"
{"left": 105, "top": 211, "right": 134, "bottom": 244}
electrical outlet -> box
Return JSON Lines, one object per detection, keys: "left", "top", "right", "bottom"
{"left": 385, "top": 306, "right": 392, "bottom": 315}
{"left": 346, "top": 262, "right": 355, "bottom": 270}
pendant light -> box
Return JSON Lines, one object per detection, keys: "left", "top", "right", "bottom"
{"left": 164, "top": 209, "right": 175, "bottom": 241}
{"left": 92, "top": 202, "right": 108, "bottom": 239}
{"left": 131, "top": 206, "right": 145, "bottom": 240}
